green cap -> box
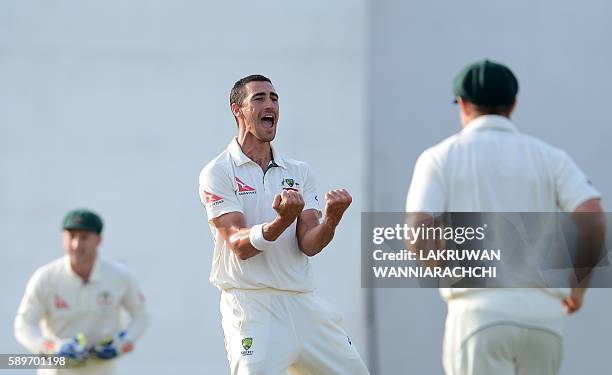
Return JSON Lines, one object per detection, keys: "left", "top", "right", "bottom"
{"left": 453, "top": 59, "right": 519, "bottom": 106}
{"left": 62, "top": 209, "right": 103, "bottom": 234}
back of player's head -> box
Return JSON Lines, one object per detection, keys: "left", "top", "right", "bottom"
{"left": 453, "top": 59, "right": 518, "bottom": 116}
{"left": 230, "top": 74, "right": 273, "bottom": 107}
{"left": 453, "top": 59, "right": 518, "bottom": 106}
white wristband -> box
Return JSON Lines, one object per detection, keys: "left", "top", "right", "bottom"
{"left": 249, "top": 224, "right": 275, "bottom": 251}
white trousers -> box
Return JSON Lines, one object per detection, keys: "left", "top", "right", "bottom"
{"left": 443, "top": 323, "right": 563, "bottom": 375}
{"left": 220, "top": 289, "right": 370, "bottom": 375}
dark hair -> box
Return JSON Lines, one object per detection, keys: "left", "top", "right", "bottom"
{"left": 230, "top": 74, "right": 272, "bottom": 107}
{"left": 470, "top": 102, "right": 515, "bottom": 117}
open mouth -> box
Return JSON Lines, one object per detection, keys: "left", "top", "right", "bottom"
{"left": 261, "top": 114, "right": 275, "bottom": 128}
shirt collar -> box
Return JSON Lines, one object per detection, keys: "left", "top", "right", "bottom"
{"left": 63, "top": 255, "right": 102, "bottom": 283}
{"left": 462, "top": 115, "right": 518, "bottom": 134}
{"left": 227, "top": 137, "right": 286, "bottom": 168}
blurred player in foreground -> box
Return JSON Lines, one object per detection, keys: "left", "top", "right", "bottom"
{"left": 405, "top": 60, "right": 604, "bottom": 374}
{"left": 14, "top": 209, "right": 150, "bottom": 375}
{"left": 198, "top": 74, "right": 370, "bottom": 375}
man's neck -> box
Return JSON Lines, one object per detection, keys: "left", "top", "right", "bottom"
{"left": 462, "top": 113, "right": 511, "bottom": 128}
{"left": 71, "top": 259, "right": 95, "bottom": 283}
{"left": 237, "top": 133, "right": 272, "bottom": 171}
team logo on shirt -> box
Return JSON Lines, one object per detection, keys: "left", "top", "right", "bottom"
{"left": 202, "top": 191, "right": 224, "bottom": 206}
{"left": 236, "top": 177, "right": 256, "bottom": 196}
{"left": 241, "top": 337, "right": 254, "bottom": 356}
{"left": 54, "top": 294, "right": 69, "bottom": 309}
{"left": 97, "top": 291, "right": 114, "bottom": 306}
{"left": 281, "top": 178, "right": 300, "bottom": 192}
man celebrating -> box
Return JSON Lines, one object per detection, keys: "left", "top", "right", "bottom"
{"left": 15, "top": 209, "right": 150, "bottom": 375}
{"left": 199, "top": 74, "right": 369, "bottom": 375}
{"left": 405, "top": 60, "right": 604, "bottom": 374}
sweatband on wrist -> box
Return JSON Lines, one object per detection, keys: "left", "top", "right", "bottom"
{"left": 249, "top": 223, "right": 274, "bottom": 251}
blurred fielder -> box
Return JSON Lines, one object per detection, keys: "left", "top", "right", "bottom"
{"left": 405, "top": 60, "right": 604, "bottom": 375}
{"left": 14, "top": 209, "right": 150, "bottom": 375}
{"left": 198, "top": 74, "right": 370, "bottom": 375}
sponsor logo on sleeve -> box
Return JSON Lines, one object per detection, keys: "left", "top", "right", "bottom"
{"left": 203, "top": 191, "right": 224, "bottom": 206}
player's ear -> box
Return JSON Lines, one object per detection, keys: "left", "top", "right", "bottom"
{"left": 231, "top": 103, "right": 241, "bottom": 117}
{"left": 458, "top": 97, "right": 474, "bottom": 118}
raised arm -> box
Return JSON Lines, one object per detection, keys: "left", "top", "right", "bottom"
{"left": 212, "top": 190, "right": 305, "bottom": 260}
{"left": 297, "top": 189, "right": 352, "bottom": 257}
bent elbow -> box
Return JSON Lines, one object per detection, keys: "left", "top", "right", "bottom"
{"left": 237, "top": 251, "right": 252, "bottom": 260}
{"left": 230, "top": 242, "right": 256, "bottom": 260}
{"left": 299, "top": 246, "right": 320, "bottom": 257}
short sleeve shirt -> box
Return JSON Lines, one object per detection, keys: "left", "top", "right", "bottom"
{"left": 406, "top": 115, "right": 600, "bottom": 213}
{"left": 405, "top": 115, "right": 601, "bottom": 301}
{"left": 198, "top": 138, "right": 321, "bottom": 292}
{"left": 16, "top": 256, "right": 147, "bottom": 346}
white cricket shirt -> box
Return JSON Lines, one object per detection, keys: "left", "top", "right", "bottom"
{"left": 14, "top": 256, "right": 149, "bottom": 374}
{"left": 405, "top": 115, "right": 600, "bottom": 333}
{"left": 199, "top": 138, "right": 321, "bottom": 292}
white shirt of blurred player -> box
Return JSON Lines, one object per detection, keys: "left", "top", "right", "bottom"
{"left": 15, "top": 256, "right": 149, "bottom": 374}
{"left": 405, "top": 115, "right": 600, "bottom": 331}
{"left": 199, "top": 138, "right": 321, "bottom": 292}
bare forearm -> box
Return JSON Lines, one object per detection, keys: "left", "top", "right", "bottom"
{"left": 571, "top": 199, "right": 605, "bottom": 288}
{"left": 229, "top": 217, "right": 293, "bottom": 260}
{"left": 572, "top": 211, "right": 605, "bottom": 288}
{"left": 299, "top": 221, "right": 336, "bottom": 256}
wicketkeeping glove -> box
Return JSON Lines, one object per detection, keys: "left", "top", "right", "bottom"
{"left": 90, "top": 330, "right": 129, "bottom": 360}
{"left": 56, "top": 333, "right": 88, "bottom": 364}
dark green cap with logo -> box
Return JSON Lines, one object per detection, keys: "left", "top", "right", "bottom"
{"left": 453, "top": 59, "right": 519, "bottom": 106}
{"left": 62, "top": 209, "right": 103, "bottom": 234}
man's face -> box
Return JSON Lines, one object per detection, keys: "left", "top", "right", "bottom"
{"left": 63, "top": 229, "right": 100, "bottom": 267}
{"left": 234, "top": 81, "right": 279, "bottom": 142}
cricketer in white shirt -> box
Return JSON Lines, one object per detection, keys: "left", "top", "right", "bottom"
{"left": 405, "top": 59, "right": 604, "bottom": 375}
{"left": 406, "top": 114, "right": 602, "bottom": 375}
{"left": 14, "top": 210, "right": 150, "bottom": 375}
{"left": 198, "top": 75, "right": 370, "bottom": 375}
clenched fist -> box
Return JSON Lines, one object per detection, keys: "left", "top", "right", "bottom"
{"left": 272, "top": 190, "right": 305, "bottom": 224}
{"left": 323, "top": 189, "right": 352, "bottom": 228}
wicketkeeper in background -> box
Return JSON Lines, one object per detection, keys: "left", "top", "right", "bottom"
{"left": 14, "top": 209, "right": 150, "bottom": 375}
